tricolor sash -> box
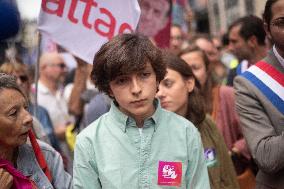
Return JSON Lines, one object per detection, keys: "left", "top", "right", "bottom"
{"left": 241, "top": 61, "right": 284, "bottom": 114}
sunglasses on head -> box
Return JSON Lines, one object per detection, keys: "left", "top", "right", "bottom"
{"left": 49, "top": 63, "right": 66, "bottom": 69}
{"left": 18, "top": 75, "right": 29, "bottom": 83}
{"left": 57, "top": 63, "right": 66, "bottom": 69}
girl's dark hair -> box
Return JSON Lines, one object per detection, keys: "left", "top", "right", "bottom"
{"left": 0, "top": 73, "right": 26, "bottom": 98}
{"left": 91, "top": 34, "right": 166, "bottom": 96}
{"left": 179, "top": 46, "right": 218, "bottom": 114}
{"left": 162, "top": 52, "right": 206, "bottom": 127}
{"left": 263, "top": 0, "right": 279, "bottom": 30}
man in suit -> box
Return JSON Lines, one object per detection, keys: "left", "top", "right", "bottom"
{"left": 234, "top": 0, "right": 284, "bottom": 188}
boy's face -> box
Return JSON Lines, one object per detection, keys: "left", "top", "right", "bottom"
{"left": 109, "top": 63, "right": 158, "bottom": 121}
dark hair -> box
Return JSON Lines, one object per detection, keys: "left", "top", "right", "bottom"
{"left": 0, "top": 1, "right": 20, "bottom": 41}
{"left": 222, "top": 32, "right": 230, "bottom": 46}
{"left": 0, "top": 73, "right": 26, "bottom": 98}
{"left": 229, "top": 15, "right": 266, "bottom": 45}
{"left": 162, "top": 52, "right": 206, "bottom": 127}
{"left": 91, "top": 34, "right": 166, "bottom": 96}
{"left": 263, "top": 0, "right": 279, "bottom": 30}
{"left": 179, "top": 46, "right": 218, "bottom": 114}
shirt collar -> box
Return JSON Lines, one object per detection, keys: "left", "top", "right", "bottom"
{"left": 37, "top": 81, "right": 64, "bottom": 96}
{"left": 37, "top": 81, "right": 50, "bottom": 94}
{"left": 109, "top": 98, "right": 162, "bottom": 132}
{"left": 273, "top": 45, "right": 284, "bottom": 69}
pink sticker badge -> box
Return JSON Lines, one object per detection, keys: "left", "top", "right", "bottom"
{"left": 158, "top": 161, "right": 182, "bottom": 187}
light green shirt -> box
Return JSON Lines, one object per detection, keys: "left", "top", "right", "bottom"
{"left": 73, "top": 100, "right": 210, "bottom": 189}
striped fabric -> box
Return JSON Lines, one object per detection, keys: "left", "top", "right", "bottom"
{"left": 241, "top": 61, "right": 284, "bottom": 114}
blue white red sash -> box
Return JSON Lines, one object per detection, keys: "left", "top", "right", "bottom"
{"left": 241, "top": 61, "right": 284, "bottom": 114}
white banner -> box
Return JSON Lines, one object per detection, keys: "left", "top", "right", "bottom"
{"left": 38, "top": 0, "right": 141, "bottom": 64}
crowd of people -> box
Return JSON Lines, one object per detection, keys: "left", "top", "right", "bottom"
{"left": 0, "top": 0, "right": 283, "bottom": 188}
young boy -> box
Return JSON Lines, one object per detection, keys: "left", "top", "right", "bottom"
{"left": 73, "top": 34, "right": 210, "bottom": 188}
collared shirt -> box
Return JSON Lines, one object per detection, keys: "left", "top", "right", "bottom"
{"left": 273, "top": 45, "right": 284, "bottom": 69}
{"left": 37, "top": 81, "right": 72, "bottom": 128}
{"left": 73, "top": 100, "right": 210, "bottom": 189}
{"left": 36, "top": 81, "right": 74, "bottom": 173}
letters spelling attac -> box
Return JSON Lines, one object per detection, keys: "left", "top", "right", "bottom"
{"left": 42, "top": 0, "right": 134, "bottom": 40}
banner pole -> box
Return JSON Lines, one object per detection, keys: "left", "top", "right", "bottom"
{"left": 34, "top": 31, "right": 41, "bottom": 119}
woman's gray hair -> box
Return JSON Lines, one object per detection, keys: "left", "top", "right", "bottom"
{"left": 0, "top": 73, "right": 26, "bottom": 98}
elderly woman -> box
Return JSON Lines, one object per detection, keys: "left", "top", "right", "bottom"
{"left": 0, "top": 73, "right": 71, "bottom": 188}
{"left": 0, "top": 62, "right": 61, "bottom": 152}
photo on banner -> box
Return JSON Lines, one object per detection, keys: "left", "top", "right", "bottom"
{"left": 136, "top": 0, "right": 172, "bottom": 48}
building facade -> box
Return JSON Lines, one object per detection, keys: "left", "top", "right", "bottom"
{"left": 207, "top": 0, "right": 266, "bottom": 36}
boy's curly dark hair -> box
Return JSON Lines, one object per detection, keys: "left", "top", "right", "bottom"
{"left": 91, "top": 34, "right": 166, "bottom": 96}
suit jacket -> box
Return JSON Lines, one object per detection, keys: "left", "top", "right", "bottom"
{"left": 234, "top": 50, "right": 284, "bottom": 189}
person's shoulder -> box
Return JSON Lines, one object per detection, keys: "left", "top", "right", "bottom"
{"left": 217, "top": 85, "right": 236, "bottom": 105}
{"left": 37, "top": 139, "right": 54, "bottom": 149}
{"left": 20, "top": 140, "right": 58, "bottom": 158}
{"left": 34, "top": 105, "right": 50, "bottom": 116}
{"left": 36, "top": 81, "right": 49, "bottom": 94}
{"left": 220, "top": 85, "right": 234, "bottom": 94}
{"left": 160, "top": 108, "right": 186, "bottom": 122}
{"left": 200, "top": 115, "right": 220, "bottom": 134}
{"left": 233, "top": 70, "right": 259, "bottom": 105}
{"left": 88, "top": 93, "right": 110, "bottom": 111}
{"left": 159, "top": 108, "right": 198, "bottom": 132}
{"left": 233, "top": 59, "right": 269, "bottom": 93}
{"left": 37, "top": 140, "right": 59, "bottom": 155}
{"left": 19, "top": 143, "right": 34, "bottom": 154}
{"left": 77, "top": 113, "right": 109, "bottom": 139}
{"left": 233, "top": 70, "right": 252, "bottom": 93}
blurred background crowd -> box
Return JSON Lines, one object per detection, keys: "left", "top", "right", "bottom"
{"left": 0, "top": 0, "right": 283, "bottom": 188}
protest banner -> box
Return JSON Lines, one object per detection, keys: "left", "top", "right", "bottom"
{"left": 38, "top": 0, "right": 141, "bottom": 64}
